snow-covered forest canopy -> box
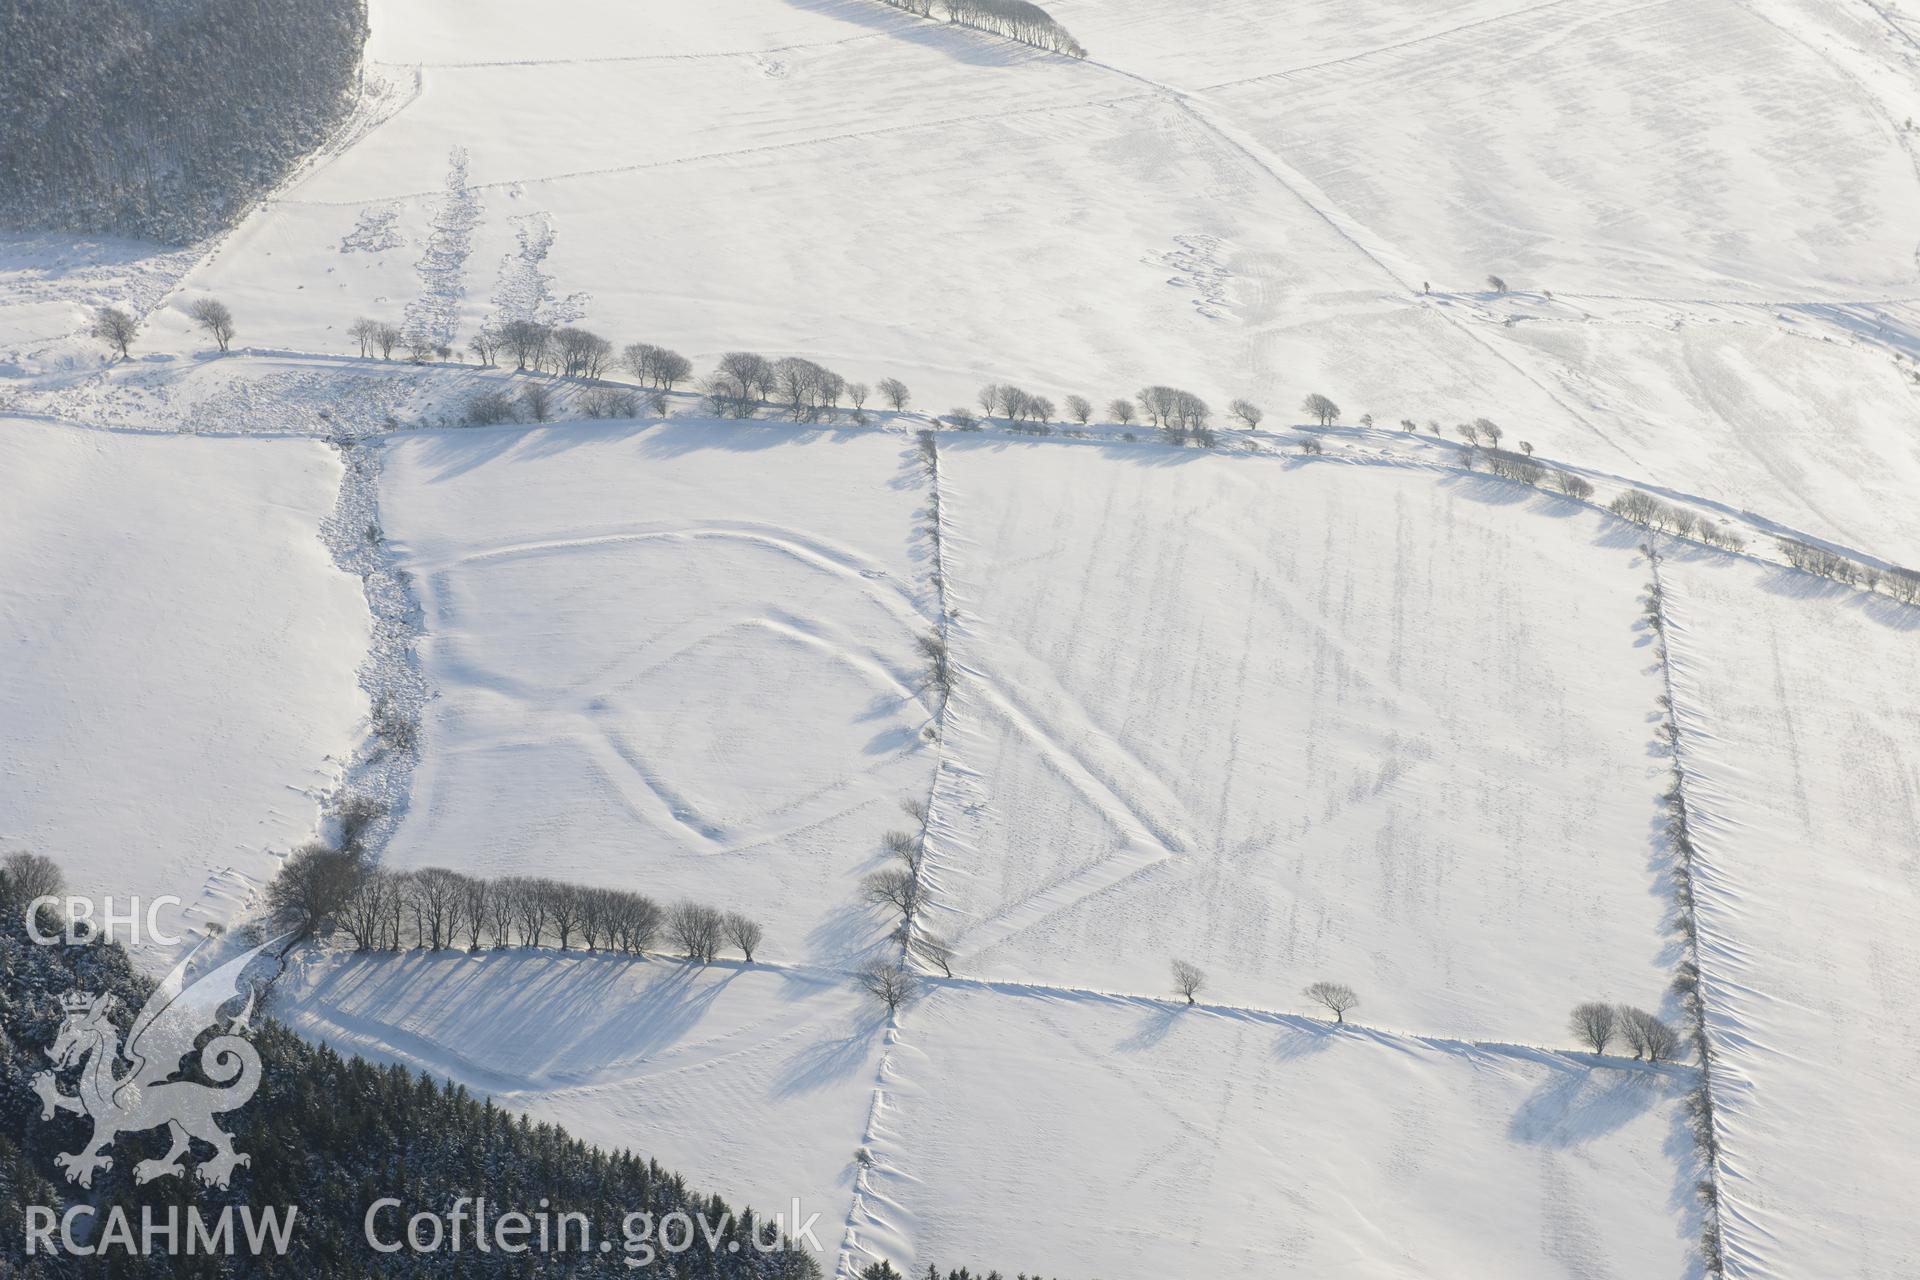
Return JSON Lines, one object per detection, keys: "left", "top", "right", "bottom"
{"left": 0, "top": 0, "right": 368, "bottom": 242}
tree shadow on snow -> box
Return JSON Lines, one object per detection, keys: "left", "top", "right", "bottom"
{"left": 774, "top": 0, "right": 1064, "bottom": 68}
{"left": 1269, "top": 1021, "right": 1339, "bottom": 1064}
{"left": 295, "top": 948, "right": 747, "bottom": 1087}
{"left": 774, "top": 1003, "right": 889, "bottom": 1098}
{"left": 1112, "top": 1002, "right": 1182, "bottom": 1053}
{"left": 1507, "top": 1060, "right": 1682, "bottom": 1150}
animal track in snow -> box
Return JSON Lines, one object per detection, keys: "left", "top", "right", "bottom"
{"left": 1148, "top": 233, "right": 1236, "bottom": 320}
{"left": 402, "top": 148, "right": 482, "bottom": 347}
{"left": 489, "top": 210, "right": 590, "bottom": 328}
{"left": 340, "top": 204, "right": 402, "bottom": 254}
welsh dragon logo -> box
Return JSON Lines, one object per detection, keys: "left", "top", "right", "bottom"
{"left": 32, "top": 936, "right": 280, "bottom": 1189}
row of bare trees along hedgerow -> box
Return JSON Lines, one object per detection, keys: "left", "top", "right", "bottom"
{"left": 876, "top": 0, "right": 1086, "bottom": 56}
{"left": 267, "top": 844, "right": 764, "bottom": 963}
{"left": 91, "top": 297, "right": 1920, "bottom": 615}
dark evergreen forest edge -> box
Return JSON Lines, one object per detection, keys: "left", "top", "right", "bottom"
{"left": 0, "top": 878, "right": 1049, "bottom": 1279}
{"left": 0, "top": 0, "right": 369, "bottom": 243}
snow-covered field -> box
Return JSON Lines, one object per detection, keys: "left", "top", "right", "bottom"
{"left": 0, "top": 418, "right": 368, "bottom": 950}
{"left": 1662, "top": 550, "right": 1920, "bottom": 1280}
{"left": 374, "top": 420, "right": 934, "bottom": 966}
{"left": 6, "top": 0, "right": 1920, "bottom": 1273}
{"left": 865, "top": 984, "right": 1700, "bottom": 1280}
{"left": 9, "top": 0, "right": 1907, "bottom": 562}
{"left": 929, "top": 439, "right": 1674, "bottom": 1043}
{"left": 279, "top": 948, "right": 885, "bottom": 1236}
{"left": 272, "top": 427, "right": 1714, "bottom": 1276}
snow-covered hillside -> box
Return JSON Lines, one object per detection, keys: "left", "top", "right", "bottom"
{"left": 869, "top": 984, "right": 1699, "bottom": 1280}
{"left": 271, "top": 422, "right": 1724, "bottom": 1277}
{"left": 0, "top": 418, "right": 368, "bottom": 953}
{"left": 1662, "top": 549, "right": 1920, "bottom": 1280}
{"left": 928, "top": 438, "right": 1675, "bottom": 1041}
{"left": 375, "top": 421, "right": 934, "bottom": 965}
{"left": 5, "top": 0, "right": 1920, "bottom": 1275}
{"left": 31, "top": 0, "right": 1912, "bottom": 567}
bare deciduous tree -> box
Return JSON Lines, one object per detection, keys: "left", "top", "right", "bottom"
{"left": 332, "top": 792, "right": 387, "bottom": 853}
{"left": 349, "top": 317, "right": 379, "bottom": 358}
{"left": 1137, "top": 386, "right": 1208, "bottom": 433}
{"left": 1065, "top": 394, "right": 1092, "bottom": 425}
{"left": 544, "top": 879, "right": 582, "bottom": 949}
{"left": 1304, "top": 981, "right": 1359, "bottom": 1023}
{"left": 1301, "top": 394, "right": 1340, "bottom": 427}
{"left": 882, "top": 829, "right": 924, "bottom": 872}
{"left": 573, "top": 886, "right": 608, "bottom": 951}
{"left": 1554, "top": 471, "right": 1594, "bottom": 500}
{"left": 485, "top": 876, "right": 516, "bottom": 947}
{"left": 1643, "top": 1014, "right": 1681, "bottom": 1063}
{"left": 669, "top": 900, "right": 724, "bottom": 962}
{"left": 623, "top": 342, "right": 659, "bottom": 384}
{"left": 510, "top": 875, "right": 548, "bottom": 947}
{"left": 464, "top": 388, "right": 517, "bottom": 426}
{"left": 857, "top": 960, "right": 919, "bottom": 1015}
{"left": 772, "top": 356, "right": 841, "bottom": 421}
{"left": 1171, "top": 959, "right": 1206, "bottom": 1005}
{"left": 374, "top": 323, "right": 402, "bottom": 360}
{"left": 501, "top": 319, "right": 551, "bottom": 371}
{"left": 917, "top": 631, "right": 953, "bottom": 700}
{"left": 520, "top": 381, "right": 554, "bottom": 422}
{"left": 863, "top": 867, "right": 923, "bottom": 917}
{"left": 408, "top": 867, "right": 467, "bottom": 950}
{"left": 580, "top": 385, "right": 637, "bottom": 418}
{"left": 912, "top": 931, "right": 956, "bottom": 977}
{"left": 878, "top": 377, "right": 911, "bottom": 411}
{"left": 459, "top": 874, "right": 491, "bottom": 951}
{"left": 654, "top": 350, "right": 692, "bottom": 391}
{"left": 94, "top": 306, "right": 137, "bottom": 358}
{"left": 724, "top": 912, "right": 764, "bottom": 962}
{"left": 265, "top": 843, "right": 366, "bottom": 946}
{"left": 1616, "top": 1005, "right": 1682, "bottom": 1062}
{"left": 339, "top": 869, "right": 396, "bottom": 951}
{"left": 612, "top": 893, "right": 663, "bottom": 955}
{"left": 1617, "top": 1003, "right": 1649, "bottom": 1058}
{"left": 1570, "top": 1001, "right": 1618, "bottom": 1053}
{"left": 1229, "top": 399, "right": 1263, "bottom": 429}
{"left": 187, "top": 298, "right": 235, "bottom": 351}
{"left": 707, "top": 352, "right": 771, "bottom": 418}
{"left": 553, "top": 327, "right": 612, "bottom": 379}
{"left": 0, "top": 850, "right": 64, "bottom": 913}
{"left": 624, "top": 342, "right": 693, "bottom": 391}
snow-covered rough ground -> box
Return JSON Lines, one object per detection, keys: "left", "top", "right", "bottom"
{"left": 0, "top": 418, "right": 369, "bottom": 953}
{"left": 1660, "top": 548, "right": 1920, "bottom": 1280}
